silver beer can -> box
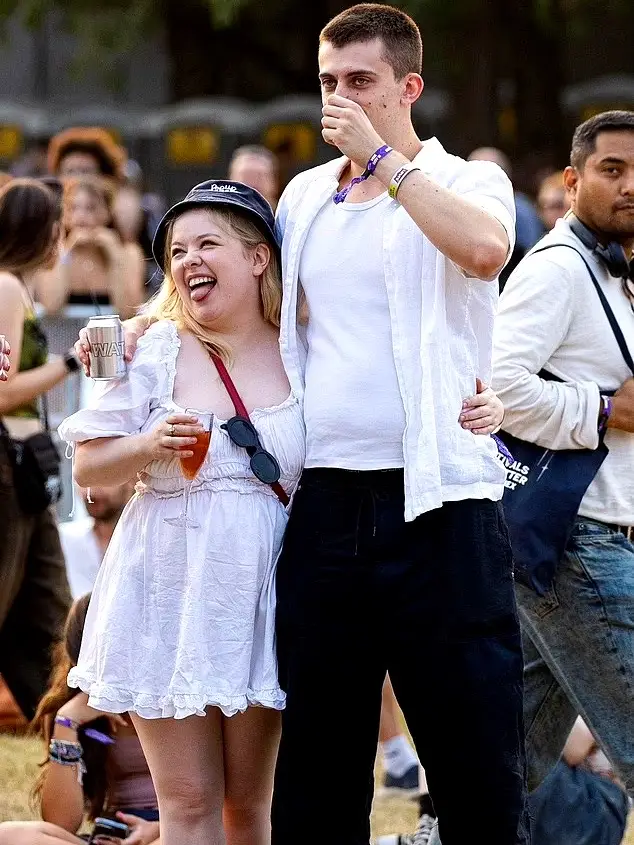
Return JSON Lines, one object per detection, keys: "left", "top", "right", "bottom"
{"left": 86, "top": 315, "right": 127, "bottom": 380}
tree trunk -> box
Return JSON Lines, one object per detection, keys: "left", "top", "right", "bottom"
{"left": 162, "top": 0, "right": 353, "bottom": 102}
{"left": 163, "top": 0, "right": 217, "bottom": 100}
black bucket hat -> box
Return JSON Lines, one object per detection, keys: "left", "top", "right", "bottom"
{"left": 152, "top": 180, "right": 279, "bottom": 271}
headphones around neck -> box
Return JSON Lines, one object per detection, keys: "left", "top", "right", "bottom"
{"left": 567, "top": 214, "right": 633, "bottom": 280}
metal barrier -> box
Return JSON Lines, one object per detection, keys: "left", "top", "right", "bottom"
{"left": 40, "top": 304, "right": 116, "bottom": 522}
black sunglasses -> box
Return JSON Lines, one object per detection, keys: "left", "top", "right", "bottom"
{"left": 221, "top": 416, "right": 281, "bottom": 485}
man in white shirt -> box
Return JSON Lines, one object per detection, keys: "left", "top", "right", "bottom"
{"left": 59, "top": 481, "right": 134, "bottom": 598}
{"left": 492, "top": 111, "right": 634, "bottom": 801}
{"left": 270, "top": 6, "right": 528, "bottom": 845}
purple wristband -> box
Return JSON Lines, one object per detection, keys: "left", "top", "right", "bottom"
{"left": 492, "top": 433, "right": 514, "bottom": 464}
{"left": 598, "top": 395, "right": 613, "bottom": 436}
{"left": 333, "top": 144, "right": 393, "bottom": 204}
{"left": 85, "top": 728, "right": 116, "bottom": 745}
{"left": 55, "top": 715, "right": 115, "bottom": 745}
{"left": 55, "top": 715, "right": 79, "bottom": 731}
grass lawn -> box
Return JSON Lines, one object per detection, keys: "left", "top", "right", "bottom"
{"left": 0, "top": 732, "right": 418, "bottom": 837}
{"left": 0, "top": 732, "right": 631, "bottom": 842}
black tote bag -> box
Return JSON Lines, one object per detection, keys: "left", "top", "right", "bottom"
{"left": 496, "top": 244, "right": 634, "bottom": 596}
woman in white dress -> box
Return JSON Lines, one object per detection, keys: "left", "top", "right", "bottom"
{"left": 58, "top": 181, "right": 305, "bottom": 845}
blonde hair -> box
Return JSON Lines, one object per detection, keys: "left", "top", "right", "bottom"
{"left": 62, "top": 174, "right": 116, "bottom": 233}
{"left": 148, "top": 207, "right": 282, "bottom": 363}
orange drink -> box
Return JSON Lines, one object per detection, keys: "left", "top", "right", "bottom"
{"left": 164, "top": 409, "right": 213, "bottom": 529}
{"left": 181, "top": 430, "right": 212, "bottom": 480}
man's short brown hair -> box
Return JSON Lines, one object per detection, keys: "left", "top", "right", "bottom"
{"left": 319, "top": 3, "right": 423, "bottom": 80}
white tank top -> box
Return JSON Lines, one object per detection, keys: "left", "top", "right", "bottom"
{"left": 299, "top": 192, "right": 406, "bottom": 469}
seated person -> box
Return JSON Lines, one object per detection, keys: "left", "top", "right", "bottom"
{"left": 527, "top": 717, "right": 630, "bottom": 845}
{"left": 379, "top": 717, "right": 630, "bottom": 845}
{"left": 0, "top": 594, "right": 160, "bottom": 845}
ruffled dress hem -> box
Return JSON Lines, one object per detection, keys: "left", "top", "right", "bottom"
{"left": 68, "top": 670, "right": 286, "bottom": 719}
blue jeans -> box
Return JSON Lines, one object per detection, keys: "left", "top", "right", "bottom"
{"left": 429, "top": 761, "right": 628, "bottom": 845}
{"left": 528, "top": 762, "right": 629, "bottom": 845}
{"left": 518, "top": 517, "right": 634, "bottom": 795}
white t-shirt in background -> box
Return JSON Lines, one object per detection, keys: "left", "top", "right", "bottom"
{"left": 299, "top": 193, "right": 406, "bottom": 469}
{"left": 59, "top": 518, "right": 102, "bottom": 599}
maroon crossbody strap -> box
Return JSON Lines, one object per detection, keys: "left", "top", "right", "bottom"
{"left": 210, "top": 352, "right": 290, "bottom": 507}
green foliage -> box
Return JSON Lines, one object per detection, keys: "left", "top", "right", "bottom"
{"left": 0, "top": 0, "right": 630, "bottom": 103}
{"left": 0, "top": 0, "right": 251, "bottom": 88}
{"left": 2, "top": 0, "right": 630, "bottom": 45}
{"left": 396, "top": 0, "right": 630, "bottom": 29}
{"left": 0, "top": 0, "right": 252, "bottom": 31}
{"left": 207, "top": 0, "right": 251, "bottom": 27}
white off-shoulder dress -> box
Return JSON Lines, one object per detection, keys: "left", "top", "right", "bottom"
{"left": 58, "top": 320, "right": 305, "bottom": 719}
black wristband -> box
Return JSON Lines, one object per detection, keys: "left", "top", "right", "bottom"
{"left": 64, "top": 350, "right": 81, "bottom": 373}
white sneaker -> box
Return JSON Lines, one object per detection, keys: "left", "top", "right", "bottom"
{"left": 375, "top": 813, "right": 437, "bottom": 845}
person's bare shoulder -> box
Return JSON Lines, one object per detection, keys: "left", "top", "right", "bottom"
{"left": 0, "top": 271, "right": 24, "bottom": 303}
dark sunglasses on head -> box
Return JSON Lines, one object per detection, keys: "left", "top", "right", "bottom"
{"left": 221, "top": 416, "right": 281, "bottom": 484}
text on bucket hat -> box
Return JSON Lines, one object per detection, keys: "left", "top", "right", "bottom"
{"left": 152, "top": 180, "right": 279, "bottom": 271}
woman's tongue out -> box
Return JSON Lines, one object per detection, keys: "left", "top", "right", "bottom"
{"left": 190, "top": 278, "right": 215, "bottom": 302}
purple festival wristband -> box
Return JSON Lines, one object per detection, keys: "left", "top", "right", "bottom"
{"left": 333, "top": 144, "right": 393, "bottom": 204}
{"left": 598, "top": 395, "right": 613, "bottom": 436}
{"left": 55, "top": 715, "right": 115, "bottom": 745}
{"left": 492, "top": 433, "right": 514, "bottom": 464}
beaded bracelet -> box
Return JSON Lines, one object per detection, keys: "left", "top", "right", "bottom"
{"left": 333, "top": 144, "right": 393, "bottom": 204}
{"left": 49, "top": 738, "right": 83, "bottom": 761}
{"left": 49, "top": 753, "right": 87, "bottom": 784}
{"left": 49, "top": 738, "right": 87, "bottom": 784}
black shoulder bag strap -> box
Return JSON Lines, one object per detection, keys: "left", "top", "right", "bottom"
{"left": 532, "top": 243, "right": 634, "bottom": 376}
{"left": 40, "top": 392, "right": 52, "bottom": 434}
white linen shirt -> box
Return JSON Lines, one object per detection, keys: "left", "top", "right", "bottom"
{"left": 276, "top": 137, "right": 516, "bottom": 521}
{"left": 492, "top": 218, "right": 634, "bottom": 525}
